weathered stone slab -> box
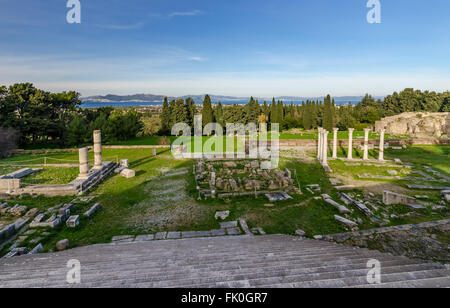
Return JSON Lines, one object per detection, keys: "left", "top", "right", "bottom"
{"left": 407, "top": 185, "right": 450, "bottom": 190}
{"left": 14, "top": 218, "right": 28, "bottom": 230}
{"left": 167, "top": 231, "right": 181, "bottom": 239}
{"left": 24, "top": 208, "right": 39, "bottom": 219}
{"left": 181, "top": 231, "right": 197, "bottom": 238}
{"left": 120, "top": 168, "right": 135, "bottom": 178}
{"left": 0, "top": 224, "right": 15, "bottom": 242}
{"left": 84, "top": 203, "right": 100, "bottom": 217}
{"left": 226, "top": 227, "right": 242, "bottom": 235}
{"left": 112, "top": 235, "right": 134, "bottom": 242}
{"left": 114, "top": 166, "right": 125, "bottom": 173}
{"left": 239, "top": 219, "right": 252, "bottom": 236}
{"left": 155, "top": 232, "right": 167, "bottom": 240}
{"left": 220, "top": 221, "right": 238, "bottom": 229}
{"left": 322, "top": 196, "right": 351, "bottom": 214}
{"left": 196, "top": 231, "right": 212, "bottom": 237}
{"left": 383, "top": 190, "right": 416, "bottom": 205}
{"left": 334, "top": 215, "right": 358, "bottom": 229}
{"left": 66, "top": 215, "right": 80, "bottom": 228}
{"left": 211, "top": 229, "right": 226, "bottom": 236}
{"left": 131, "top": 234, "right": 152, "bottom": 242}
{"left": 28, "top": 243, "right": 43, "bottom": 255}
{"left": 405, "top": 203, "right": 425, "bottom": 210}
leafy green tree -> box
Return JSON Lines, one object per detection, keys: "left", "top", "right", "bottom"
{"left": 172, "top": 99, "right": 188, "bottom": 124}
{"left": 67, "top": 114, "right": 87, "bottom": 146}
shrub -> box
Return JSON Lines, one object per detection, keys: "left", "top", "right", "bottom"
{"left": 158, "top": 136, "right": 171, "bottom": 145}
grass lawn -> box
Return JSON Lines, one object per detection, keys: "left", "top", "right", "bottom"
{"left": 95, "top": 130, "right": 409, "bottom": 147}
{"left": 21, "top": 167, "right": 79, "bottom": 185}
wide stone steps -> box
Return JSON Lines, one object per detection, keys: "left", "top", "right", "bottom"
{"left": 76, "top": 263, "right": 446, "bottom": 289}
{"left": 21, "top": 255, "right": 427, "bottom": 288}
{"left": 0, "top": 235, "right": 448, "bottom": 288}
{"left": 0, "top": 247, "right": 393, "bottom": 280}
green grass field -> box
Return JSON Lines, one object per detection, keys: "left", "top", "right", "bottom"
{"left": 1, "top": 145, "right": 448, "bottom": 256}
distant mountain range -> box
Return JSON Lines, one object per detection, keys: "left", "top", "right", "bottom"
{"left": 81, "top": 94, "right": 384, "bottom": 103}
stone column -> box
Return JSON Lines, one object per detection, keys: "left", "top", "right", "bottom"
{"left": 332, "top": 128, "right": 338, "bottom": 159}
{"left": 322, "top": 130, "right": 329, "bottom": 165}
{"left": 79, "top": 147, "right": 89, "bottom": 178}
{"left": 363, "top": 128, "right": 371, "bottom": 160}
{"left": 93, "top": 130, "right": 102, "bottom": 169}
{"left": 317, "top": 128, "right": 322, "bottom": 160}
{"left": 378, "top": 129, "right": 385, "bottom": 161}
{"left": 347, "top": 128, "right": 354, "bottom": 160}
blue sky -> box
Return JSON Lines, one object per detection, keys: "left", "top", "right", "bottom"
{"left": 0, "top": 0, "right": 449, "bottom": 97}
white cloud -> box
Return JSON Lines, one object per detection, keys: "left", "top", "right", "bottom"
{"left": 94, "top": 22, "right": 146, "bottom": 30}
{"left": 169, "top": 10, "right": 203, "bottom": 18}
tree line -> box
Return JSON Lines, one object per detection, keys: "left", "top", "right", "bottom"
{"left": 1, "top": 83, "right": 449, "bottom": 152}
{"left": 0, "top": 83, "right": 142, "bottom": 148}
{"left": 159, "top": 89, "right": 449, "bottom": 135}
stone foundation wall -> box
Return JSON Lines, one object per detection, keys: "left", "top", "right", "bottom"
{"left": 321, "top": 219, "right": 450, "bottom": 263}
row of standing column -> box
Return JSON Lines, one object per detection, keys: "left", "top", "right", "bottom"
{"left": 318, "top": 128, "right": 386, "bottom": 161}
{"left": 79, "top": 130, "right": 103, "bottom": 178}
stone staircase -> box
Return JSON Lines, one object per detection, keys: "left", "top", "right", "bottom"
{"left": 0, "top": 235, "right": 448, "bottom": 288}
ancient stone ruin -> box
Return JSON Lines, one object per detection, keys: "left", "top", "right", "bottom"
{"left": 0, "top": 131, "right": 117, "bottom": 196}
{"left": 375, "top": 112, "right": 450, "bottom": 138}
{"left": 194, "top": 160, "right": 299, "bottom": 200}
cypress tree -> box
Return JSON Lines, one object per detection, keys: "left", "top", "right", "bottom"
{"left": 303, "top": 101, "right": 312, "bottom": 130}
{"left": 185, "top": 97, "right": 197, "bottom": 127}
{"left": 168, "top": 99, "right": 176, "bottom": 128}
{"left": 323, "top": 94, "right": 333, "bottom": 131}
{"left": 160, "top": 97, "right": 171, "bottom": 134}
{"left": 173, "top": 98, "right": 188, "bottom": 124}
{"left": 202, "top": 94, "right": 213, "bottom": 128}
{"left": 270, "top": 98, "right": 277, "bottom": 124}
{"left": 214, "top": 102, "right": 224, "bottom": 127}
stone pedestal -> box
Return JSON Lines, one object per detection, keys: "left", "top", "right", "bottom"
{"left": 93, "top": 130, "right": 102, "bottom": 169}
{"left": 363, "top": 128, "right": 371, "bottom": 160}
{"left": 379, "top": 129, "right": 385, "bottom": 161}
{"left": 347, "top": 128, "right": 354, "bottom": 160}
{"left": 78, "top": 148, "right": 89, "bottom": 178}
{"left": 332, "top": 128, "right": 338, "bottom": 159}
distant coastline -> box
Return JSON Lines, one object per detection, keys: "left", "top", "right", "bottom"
{"left": 81, "top": 100, "right": 362, "bottom": 108}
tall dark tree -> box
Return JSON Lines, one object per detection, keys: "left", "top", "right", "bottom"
{"left": 322, "top": 94, "right": 334, "bottom": 131}
{"left": 160, "top": 97, "right": 171, "bottom": 134}
{"left": 214, "top": 102, "right": 224, "bottom": 127}
{"left": 202, "top": 95, "right": 214, "bottom": 128}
